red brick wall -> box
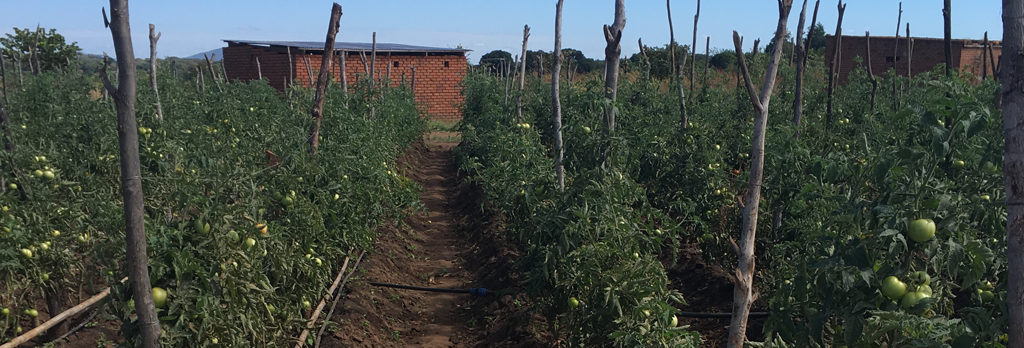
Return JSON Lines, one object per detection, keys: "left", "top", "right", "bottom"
{"left": 960, "top": 45, "right": 1003, "bottom": 78}
{"left": 825, "top": 35, "right": 964, "bottom": 85}
{"left": 223, "top": 44, "right": 467, "bottom": 121}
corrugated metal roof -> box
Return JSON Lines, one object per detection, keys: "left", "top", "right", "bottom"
{"left": 223, "top": 40, "right": 470, "bottom": 52}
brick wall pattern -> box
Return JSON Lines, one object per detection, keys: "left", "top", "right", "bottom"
{"left": 223, "top": 44, "right": 468, "bottom": 121}
{"left": 824, "top": 35, "right": 1002, "bottom": 86}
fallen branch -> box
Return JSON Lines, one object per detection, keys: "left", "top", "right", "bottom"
{"left": 314, "top": 250, "right": 366, "bottom": 348}
{"left": 1, "top": 278, "right": 126, "bottom": 348}
{"left": 293, "top": 255, "right": 352, "bottom": 348}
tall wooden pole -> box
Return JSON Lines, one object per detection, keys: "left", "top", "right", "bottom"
{"left": 690, "top": 0, "right": 700, "bottom": 98}
{"left": 825, "top": 0, "right": 845, "bottom": 126}
{"left": 601, "top": 0, "right": 626, "bottom": 165}
{"left": 793, "top": 0, "right": 819, "bottom": 132}
{"left": 727, "top": 2, "right": 794, "bottom": 347}
{"left": 148, "top": 24, "right": 163, "bottom": 120}
{"left": 370, "top": 32, "right": 377, "bottom": 88}
{"left": 100, "top": 3, "right": 160, "bottom": 347}
{"left": 907, "top": 23, "right": 912, "bottom": 80}
{"left": 865, "top": 32, "right": 878, "bottom": 113}
{"left": 703, "top": 35, "right": 710, "bottom": 86}
{"left": 983, "top": 31, "right": 990, "bottom": 80}
{"left": 668, "top": 0, "right": 688, "bottom": 130}
{"left": 517, "top": 25, "right": 530, "bottom": 125}
{"left": 1, "top": 51, "right": 7, "bottom": 104}
{"left": 1002, "top": 2, "right": 1024, "bottom": 347}
{"left": 943, "top": 0, "right": 952, "bottom": 77}
{"left": 552, "top": 0, "right": 565, "bottom": 192}
{"left": 791, "top": 0, "right": 808, "bottom": 125}
{"left": 309, "top": 3, "right": 342, "bottom": 154}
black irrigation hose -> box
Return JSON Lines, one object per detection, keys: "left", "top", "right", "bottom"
{"left": 369, "top": 282, "right": 772, "bottom": 319}
{"left": 677, "top": 311, "right": 771, "bottom": 318}
{"left": 369, "top": 282, "right": 492, "bottom": 296}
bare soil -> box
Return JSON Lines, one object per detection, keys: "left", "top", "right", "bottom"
{"left": 321, "top": 136, "right": 550, "bottom": 348}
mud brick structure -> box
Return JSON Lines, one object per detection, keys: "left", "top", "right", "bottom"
{"left": 825, "top": 35, "right": 1002, "bottom": 85}
{"left": 222, "top": 40, "right": 470, "bottom": 121}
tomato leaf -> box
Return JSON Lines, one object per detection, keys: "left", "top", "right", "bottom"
{"left": 843, "top": 312, "right": 865, "bottom": 347}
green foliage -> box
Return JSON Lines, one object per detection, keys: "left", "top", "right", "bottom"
{"left": 1, "top": 27, "right": 81, "bottom": 72}
{"left": 0, "top": 66, "right": 425, "bottom": 346}
{"left": 459, "top": 36, "right": 1008, "bottom": 347}
{"left": 479, "top": 50, "right": 514, "bottom": 71}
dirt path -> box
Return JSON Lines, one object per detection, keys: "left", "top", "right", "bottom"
{"left": 324, "top": 139, "right": 485, "bottom": 348}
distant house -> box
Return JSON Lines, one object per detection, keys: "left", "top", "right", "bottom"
{"left": 222, "top": 40, "right": 470, "bottom": 121}
{"left": 824, "top": 35, "right": 1002, "bottom": 85}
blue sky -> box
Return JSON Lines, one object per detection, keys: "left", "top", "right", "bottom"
{"left": 1, "top": 1, "right": 1003, "bottom": 62}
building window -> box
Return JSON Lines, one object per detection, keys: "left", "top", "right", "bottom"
{"left": 393, "top": 61, "right": 399, "bottom": 68}
{"left": 886, "top": 56, "right": 902, "bottom": 63}
{"left": 444, "top": 61, "right": 450, "bottom": 68}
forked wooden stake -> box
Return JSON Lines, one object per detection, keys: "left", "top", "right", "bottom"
{"left": 100, "top": 2, "right": 160, "bottom": 346}
{"left": 552, "top": 0, "right": 565, "bottom": 191}
{"left": 865, "top": 32, "right": 878, "bottom": 112}
{"left": 726, "top": 2, "right": 793, "bottom": 347}
{"left": 148, "top": 24, "right": 163, "bottom": 120}
{"left": 308, "top": 3, "right": 342, "bottom": 154}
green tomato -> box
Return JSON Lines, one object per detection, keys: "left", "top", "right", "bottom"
{"left": 43, "top": 171, "right": 55, "bottom": 180}
{"left": 912, "top": 271, "right": 931, "bottom": 286}
{"left": 152, "top": 287, "right": 168, "bottom": 308}
{"left": 980, "top": 290, "right": 995, "bottom": 303}
{"left": 908, "top": 218, "right": 936, "bottom": 243}
{"left": 980, "top": 194, "right": 991, "bottom": 202}
{"left": 714, "top": 144, "right": 721, "bottom": 150}
{"left": 8, "top": 183, "right": 16, "bottom": 190}
{"left": 1, "top": 307, "right": 8, "bottom": 315}
{"left": 952, "top": 160, "right": 965, "bottom": 169}
{"left": 280, "top": 196, "right": 294, "bottom": 206}
{"left": 33, "top": 170, "right": 43, "bottom": 178}
{"left": 20, "top": 248, "right": 32, "bottom": 258}
{"left": 245, "top": 238, "right": 256, "bottom": 249}
{"left": 568, "top": 297, "right": 579, "bottom": 308}
{"left": 983, "top": 161, "right": 998, "bottom": 173}
{"left": 980, "top": 281, "right": 995, "bottom": 291}
{"left": 881, "top": 276, "right": 908, "bottom": 301}
{"left": 900, "top": 291, "right": 925, "bottom": 309}
{"left": 670, "top": 315, "right": 678, "bottom": 327}
{"left": 303, "top": 300, "right": 312, "bottom": 309}
{"left": 314, "top": 258, "right": 323, "bottom": 267}
{"left": 582, "top": 126, "right": 592, "bottom": 134}
{"left": 25, "top": 308, "right": 38, "bottom": 317}
{"left": 917, "top": 284, "right": 933, "bottom": 297}
{"left": 41, "top": 273, "right": 49, "bottom": 281}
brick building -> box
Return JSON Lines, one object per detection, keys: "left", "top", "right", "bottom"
{"left": 222, "top": 40, "right": 470, "bottom": 121}
{"left": 824, "top": 35, "right": 1001, "bottom": 85}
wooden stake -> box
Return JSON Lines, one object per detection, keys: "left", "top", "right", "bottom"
{"left": 410, "top": 65, "right": 416, "bottom": 99}
{"left": 667, "top": 0, "right": 688, "bottom": 129}
{"left": 690, "top": 0, "right": 700, "bottom": 98}
{"left": 517, "top": 25, "right": 530, "bottom": 125}
{"left": 148, "top": 24, "right": 163, "bottom": 120}
{"left": 726, "top": 3, "right": 794, "bottom": 347}
{"left": 31, "top": 25, "right": 41, "bottom": 75}
{"left": 893, "top": 2, "right": 903, "bottom": 110}
{"left": 287, "top": 46, "right": 294, "bottom": 87}
{"left": 100, "top": 2, "right": 160, "bottom": 346}
{"left": 601, "top": 0, "right": 625, "bottom": 165}
{"left": 825, "top": 0, "right": 846, "bottom": 126}
{"left": 552, "top": 0, "right": 565, "bottom": 192}
{"left": 703, "top": 36, "right": 710, "bottom": 85}
{"left": 943, "top": 0, "right": 952, "bottom": 77}
{"left": 1, "top": 51, "right": 8, "bottom": 103}
{"left": 304, "top": 55, "right": 314, "bottom": 87}
{"left": 204, "top": 53, "right": 222, "bottom": 92}
{"left": 639, "top": 38, "right": 651, "bottom": 78}
{"left": 308, "top": 3, "right": 342, "bottom": 154}
{"left": 907, "top": 23, "right": 912, "bottom": 80}
{"left": 983, "top": 31, "right": 989, "bottom": 80}
{"left": 370, "top": 32, "right": 377, "bottom": 88}
{"left": 865, "top": 31, "right": 878, "bottom": 113}
{"left": 1001, "top": 2, "right": 1024, "bottom": 345}
{"left": 256, "top": 56, "right": 262, "bottom": 80}
{"left": 792, "top": 0, "right": 810, "bottom": 128}
{"left": 339, "top": 51, "right": 347, "bottom": 91}
{"left": 989, "top": 39, "right": 999, "bottom": 82}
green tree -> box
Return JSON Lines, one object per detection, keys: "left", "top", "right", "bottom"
{"left": 1, "top": 27, "right": 81, "bottom": 72}
{"left": 627, "top": 41, "right": 689, "bottom": 79}
{"left": 809, "top": 23, "right": 826, "bottom": 50}
{"left": 709, "top": 50, "right": 737, "bottom": 70}
{"left": 478, "top": 50, "right": 513, "bottom": 73}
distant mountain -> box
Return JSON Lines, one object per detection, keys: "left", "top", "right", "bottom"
{"left": 186, "top": 48, "right": 223, "bottom": 61}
